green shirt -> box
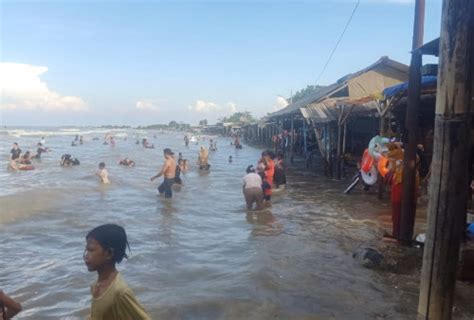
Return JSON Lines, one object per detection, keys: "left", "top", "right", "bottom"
{"left": 89, "top": 273, "right": 150, "bottom": 320}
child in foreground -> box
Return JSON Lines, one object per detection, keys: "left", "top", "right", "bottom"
{"left": 83, "top": 224, "right": 150, "bottom": 320}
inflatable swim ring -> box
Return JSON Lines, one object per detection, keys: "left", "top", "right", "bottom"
{"left": 18, "top": 164, "right": 35, "bottom": 171}
{"left": 377, "top": 155, "right": 390, "bottom": 178}
{"left": 361, "top": 166, "right": 377, "bottom": 186}
{"left": 361, "top": 149, "right": 374, "bottom": 173}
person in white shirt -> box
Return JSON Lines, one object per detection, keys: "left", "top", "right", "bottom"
{"left": 242, "top": 165, "right": 264, "bottom": 210}
{"left": 97, "top": 162, "right": 110, "bottom": 184}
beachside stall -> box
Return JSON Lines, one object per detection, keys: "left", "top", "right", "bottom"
{"left": 268, "top": 56, "right": 409, "bottom": 177}
{"left": 301, "top": 97, "right": 380, "bottom": 178}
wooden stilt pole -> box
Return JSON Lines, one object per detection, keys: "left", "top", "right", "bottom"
{"left": 340, "top": 120, "right": 347, "bottom": 179}
{"left": 290, "top": 116, "right": 294, "bottom": 163}
{"left": 313, "top": 124, "right": 328, "bottom": 174}
{"left": 418, "top": 0, "right": 473, "bottom": 318}
{"left": 400, "top": 0, "right": 426, "bottom": 243}
{"left": 303, "top": 119, "right": 308, "bottom": 155}
{"left": 336, "top": 106, "right": 344, "bottom": 179}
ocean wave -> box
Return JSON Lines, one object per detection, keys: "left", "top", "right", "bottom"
{"left": 0, "top": 128, "right": 142, "bottom": 138}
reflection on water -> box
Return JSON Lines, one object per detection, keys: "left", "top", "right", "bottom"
{"left": 0, "top": 129, "right": 433, "bottom": 319}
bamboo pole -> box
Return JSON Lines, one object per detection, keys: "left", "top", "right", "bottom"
{"left": 400, "top": 0, "right": 426, "bottom": 242}
{"left": 418, "top": 0, "right": 473, "bottom": 318}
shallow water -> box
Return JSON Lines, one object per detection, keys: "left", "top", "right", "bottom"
{"left": 0, "top": 127, "right": 444, "bottom": 319}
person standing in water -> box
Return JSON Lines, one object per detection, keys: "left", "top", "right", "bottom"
{"left": 10, "top": 143, "right": 22, "bottom": 161}
{"left": 260, "top": 150, "right": 275, "bottom": 207}
{"left": 242, "top": 165, "right": 264, "bottom": 210}
{"left": 150, "top": 148, "right": 177, "bottom": 198}
{"left": 184, "top": 135, "right": 189, "bottom": 147}
{"left": 97, "top": 162, "right": 110, "bottom": 184}
{"left": 83, "top": 224, "right": 150, "bottom": 319}
{"left": 32, "top": 143, "right": 48, "bottom": 159}
{"left": 198, "top": 146, "right": 210, "bottom": 170}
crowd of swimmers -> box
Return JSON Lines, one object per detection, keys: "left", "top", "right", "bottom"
{"left": 9, "top": 140, "right": 50, "bottom": 171}
{"left": 3, "top": 135, "right": 291, "bottom": 319}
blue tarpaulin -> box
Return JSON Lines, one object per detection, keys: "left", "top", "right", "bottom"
{"left": 383, "top": 76, "right": 437, "bottom": 99}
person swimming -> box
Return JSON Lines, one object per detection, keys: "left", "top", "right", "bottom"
{"left": 119, "top": 158, "right": 135, "bottom": 167}
{"left": 60, "top": 154, "right": 80, "bottom": 166}
{"left": 83, "top": 224, "right": 150, "bottom": 319}
{"left": 19, "top": 151, "right": 32, "bottom": 165}
{"left": 97, "top": 162, "right": 110, "bottom": 184}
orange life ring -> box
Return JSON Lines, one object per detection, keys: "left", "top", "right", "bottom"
{"left": 361, "top": 149, "right": 374, "bottom": 173}
{"left": 377, "top": 156, "right": 390, "bottom": 178}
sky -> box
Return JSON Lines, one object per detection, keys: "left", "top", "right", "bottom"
{"left": 0, "top": 0, "right": 442, "bottom": 126}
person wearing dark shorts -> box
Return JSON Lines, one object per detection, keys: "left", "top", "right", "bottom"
{"left": 150, "top": 148, "right": 177, "bottom": 198}
{"left": 158, "top": 178, "right": 175, "bottom": 197}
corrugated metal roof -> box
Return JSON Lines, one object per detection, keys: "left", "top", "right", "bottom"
{"left": 269, "top": 56, "right": 408, "bottom": 118}
{"left": 300, "top": 99, "right": 379, "bottom": 124}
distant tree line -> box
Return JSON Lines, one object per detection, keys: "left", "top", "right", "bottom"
{"left": 219, "top": 111, "right": 256, "bottom": 124}
{"left": 291, "top": 85, "right": 325, "bottom": 103}
{"left": 137, "top": 121, "right": 191, "bottom": 131}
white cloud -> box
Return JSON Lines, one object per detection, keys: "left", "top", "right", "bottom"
{"left": 187, "top": 99, "right": 220, "bottom": 112}
{"left": 227, "top": 102, "right": 237, "bottom": 113}
{"left": 362, "top": 0, "right": 414, "bottom": 4}
{"left": 274, "top": 96, "right": 289, "bottom": 111}
{"left": 0, "top": 62, "right": 87, "bottom": 112}
{"left": 136, "top": 99, "right": 159, "bottom": 111}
